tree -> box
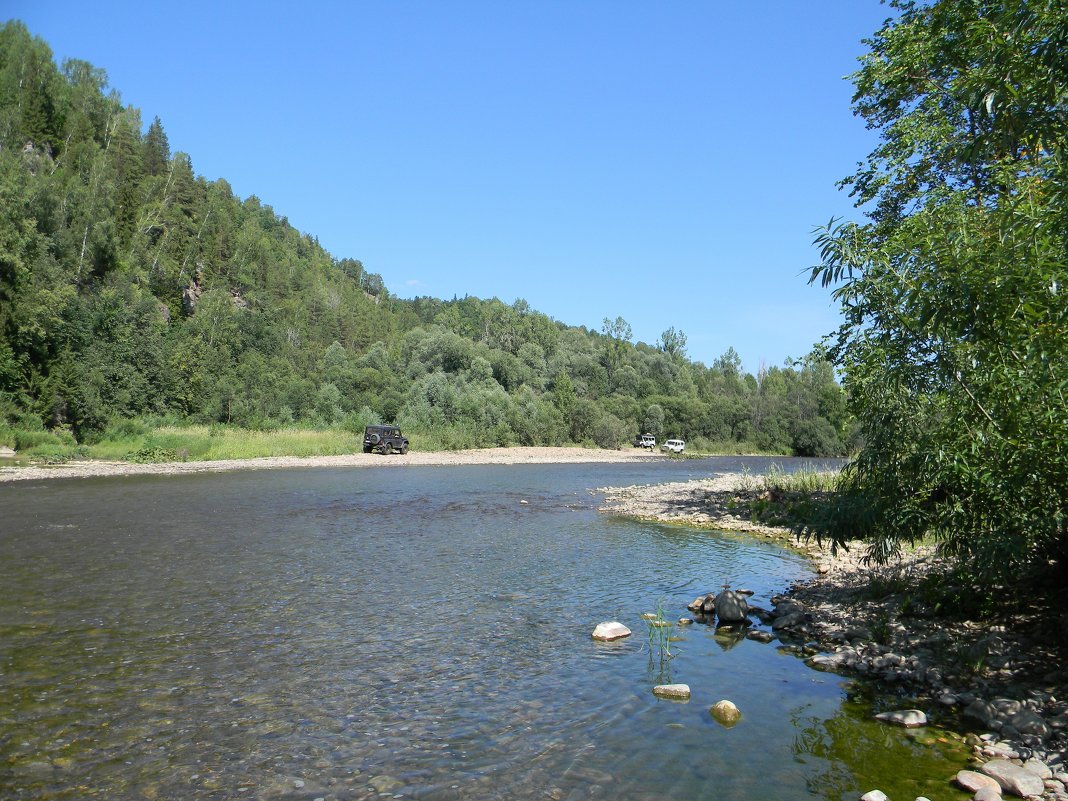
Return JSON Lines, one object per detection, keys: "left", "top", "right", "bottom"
{"left": 809, "top": 0, "right": 1068, "bottom": 580}
{"left": 600, "top": 316, "right": 631, "bottom": 377}
{"left": 642, "top": 403, "right": 665, "bottom": 441}
{"left": 143, "top": 115, "right": 170, "bottom": 176}
{"left": 658, "top": 326, "right": 687, "bottom": 359}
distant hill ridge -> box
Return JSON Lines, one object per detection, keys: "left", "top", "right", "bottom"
{"left": 0, "top": 20, "right": 849, "bottom": 455}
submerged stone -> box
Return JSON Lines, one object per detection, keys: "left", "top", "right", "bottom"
{"left": 709, "top": 699, "right": 741, "bottom": 727}
{"left": 652, "top": 684, "right": 690, "bottom": 700}
{"left": 874, "top": 709, "right": 928, "bottom": 728}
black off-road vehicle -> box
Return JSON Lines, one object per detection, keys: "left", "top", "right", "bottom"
{"left": 363, "top": 425, "right": 409, "bottom": 455}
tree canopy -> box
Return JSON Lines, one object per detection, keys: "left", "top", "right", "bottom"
{"left": 810, "top": 0, "right": 1067, "bottom": 579}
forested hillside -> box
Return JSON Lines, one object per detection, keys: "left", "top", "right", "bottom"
{"left": 0, "top": 21, "right": 848, "bottom": 455}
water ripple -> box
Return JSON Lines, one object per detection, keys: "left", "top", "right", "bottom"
{"left": 0, "top": 460, "right": 964, "bottom": 801}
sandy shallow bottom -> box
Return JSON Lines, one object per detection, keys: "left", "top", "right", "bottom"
{"left": 0, "top": 446, "right": 664, "bottom": 482}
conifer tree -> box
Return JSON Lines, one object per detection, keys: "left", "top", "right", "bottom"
{"left": 143, "top": 115, "right": 170, "bottom": 176}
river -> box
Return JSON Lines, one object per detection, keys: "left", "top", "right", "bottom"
{"left": 0, "top": 458, "right": 968, "bottom": 800}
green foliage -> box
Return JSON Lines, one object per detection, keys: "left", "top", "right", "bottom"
{"left": 809, "top": 0, "right": 1068, "bottom": 582}
{"left": 126, "top": 445, "right": 181, "bottom": 463}
{"left": 644, "top": 599, "right": 674, "bottom": 662}
{"left": 0, "top": 21, "right": 851, "bottom": 458}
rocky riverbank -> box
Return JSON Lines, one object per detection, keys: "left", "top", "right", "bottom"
{"left": 599, "top": 475, "right": 1068, "bottom": 800}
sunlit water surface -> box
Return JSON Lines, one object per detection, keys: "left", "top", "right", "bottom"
{"left": 0, "top": 458, "right": 968, "bottom": 800}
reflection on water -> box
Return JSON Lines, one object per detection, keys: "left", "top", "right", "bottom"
{"left": 0, "top": 459, "right": 967, "bottom": 800}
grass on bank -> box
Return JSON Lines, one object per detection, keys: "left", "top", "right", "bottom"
{"left": 733, "top": 467, "right": 844, "bottom": 528}
{"left": 0, "top": 419, "right": 368, "bottom": 463}
{"left": 0, "top": 417, "right": 800, "bottom": 464}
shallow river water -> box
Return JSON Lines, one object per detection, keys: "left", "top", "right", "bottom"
{"left": 0, "top": 458, "right": 969, "bottom": 801}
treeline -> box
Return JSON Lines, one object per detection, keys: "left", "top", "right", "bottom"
{"left": 0, "top": 21, "right": 849, "bottom": 455}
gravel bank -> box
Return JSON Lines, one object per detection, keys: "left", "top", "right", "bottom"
{"left": 0, "top": 446, "right": 663, "bottom": 483}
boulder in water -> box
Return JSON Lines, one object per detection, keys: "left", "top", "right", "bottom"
{"left": 715, "top": 590, "right": 749, "bottom": 624}
{"left": 709, "top": 699, "right": 741, "bottom": 727}
{"left": 592, "top": 622, "right": 631, "bottom": 641}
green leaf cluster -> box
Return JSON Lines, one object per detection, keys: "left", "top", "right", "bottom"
{"left": 809, "top": 0, "right": 1067, "bottom": 580}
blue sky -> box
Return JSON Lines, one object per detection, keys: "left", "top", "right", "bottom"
{"left": 7, "top": 1, "right": 893, "bottom": 373}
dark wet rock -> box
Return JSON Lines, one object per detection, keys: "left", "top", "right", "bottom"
{"left": 746, "top": 630, "right": 773, "bottom": 643}
{"left": 715, "top": 590, "right": 749, "bottom": 624}
{"left": 966, "top": 699, "right": 999, "bottom": 726}
{"left": 677, "top": 617, "right": 694, "bottom": 626}
{"left": 701, "top": 594, "right": 717, "bottom": 615}
{"left": 842, "top": 626, "right": 873, "bottom": 641}
{"left": 772, "top": 600, "right": 805, "bottom": 618}
{"left": 1010, "top": 710, "right": 1050, "bottom": 738}
{"left": 749, "top": 605, "right": 774, "bottom": 623}
{"left": 994, "top": 698, "right": 1025, "bottom": 717}
{"left": 772, "top": 611, "right": 806, "bottom": 630}
{"left": 875, "top": 709, "right": 927, "bottom": 728}
{"left": 981, "top": 758, "right": 1045, "bottom": 798}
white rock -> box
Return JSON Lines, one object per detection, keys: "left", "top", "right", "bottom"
{"left": 1023, "top": 758, "right": 1052, "bottom": 780}
{"left": 652, "top": 684, "right": 690, "bottom": 700}
{"left": 956, "top": 769, "right": 1001, "bottom": 793}
{"left": 981, "top": 759, "right": 1045, "bottom": 798}
{"left": 591, "top": 621, "right": 632, "bottom": 641}
{"left": 973, "top": 787, "right": 1002, "bottom": 801}
{"left": 860, "top": 791, "right": 888, "bottom": 801}
{"left": 875, "top": 709, "right": 928, "bottom": 728}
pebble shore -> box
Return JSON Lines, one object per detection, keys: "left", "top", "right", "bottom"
{"left": 0, "top": 445, "right": 662, "bottom": 482}
{"left": 600, "top": 475, "right": 1068, "bottom": 801}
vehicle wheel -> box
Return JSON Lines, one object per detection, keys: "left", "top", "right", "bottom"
{"left": 363, "top": 446, "right": 372, "bottom": 454}
{"left": 369, "top": 433, "right": 381, "bottom": 444}
{"left": 400, "top": 444, "right": 408, "bottom": 455}
{"left": 383, "top": 442, "right": 393, "bottom": 455}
